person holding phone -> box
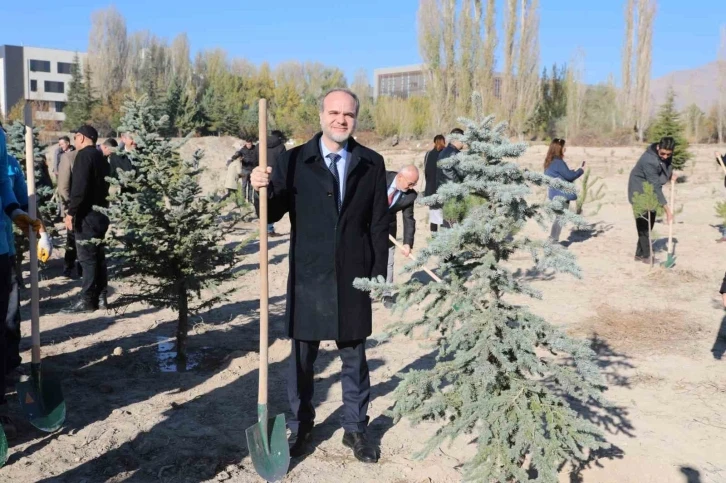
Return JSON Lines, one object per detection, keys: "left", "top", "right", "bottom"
{"left": 543, "top": 138, "right": 584, "bottom": 242}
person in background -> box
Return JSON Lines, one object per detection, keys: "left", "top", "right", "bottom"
{"left": 383, "top": 165, "right": 419, "bottom": 309}
{"left": 424, "top": 134, "right": 445, "bottom": 233}
{"left": 266, "top": 130, "right": 287, "bottom": 237}
{"left": 221, "top": 150, "right": 243, "bottom": 203}
{"left": 57, "top": 141, "right": 81, "bottom": 278}
{"left": 241, "top": 140, "right": 258, "bottom": 203}
{"left": 437, "top": 128, "right": 465, "bottom": 185}
{"left": 53, "top": 135, "right": 75, "bottom": 177}
{"left": 0, "top": 120, "right": 45, "bottom": 439}
{"left": 721, "top": 272, "right": 726, "bottom": 308}
{"left": 544, "top": 138, "right": 585, "bottom": 243}
{"left": 62, "top": 125, "right": 110, "bottom": 313}
{"left": 627, "top": 136, "right": 675, "bottom": 264}
{"left": 715, "top": 151, "right": 726, "bottom": 243}
{"left": 101, "top": 138, "right": 134, "bottom": 182}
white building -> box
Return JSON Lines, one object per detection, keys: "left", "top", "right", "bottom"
{"left": 0, "top": 45, "right": 87, "bottom": 123}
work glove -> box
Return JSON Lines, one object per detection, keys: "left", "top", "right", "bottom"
{"left": 11, "top": 209, "right": 42, "bottom": 237}
{"left": 38, "top": 232, "right": 53, "bottom": 263}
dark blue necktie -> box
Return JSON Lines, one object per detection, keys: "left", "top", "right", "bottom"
{"left": 327, "top": 153, "right": 342, "bottom": 212}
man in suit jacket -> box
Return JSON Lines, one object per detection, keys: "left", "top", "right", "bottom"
{"left": 383, "top": 166, "right": 419, "bottom": 308}
{"left": 251, "top": 88, "right": 388, "bottom": 463}
{"left": 423, "top": 135, "right": 445, "bottom": 232}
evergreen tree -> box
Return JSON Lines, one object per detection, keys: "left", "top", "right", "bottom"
{"left": 355, "top": 94, "right": 608, "bottom": 482}
{"left": 6, "top": 121, "right": 57, "bottom": 233}
{"left": 176, "top": 86, "right": 207, "bottom": 136}
{"left": 532, "top": 64, "right": 568, "bottom": 138}
{"left": 102, "top": 95, "right": 239, "bottom": 361}
{"left": 632, "top": 182, "right": 664, "bottom": 268}
{"left": 647, "top": 89, "right": 692, "bottom": 170}
{"left": 163, "top": 76, "right": 184, "bottom": 136}
{"left": 63, "top": 55, "right": 96, "bottom": 130}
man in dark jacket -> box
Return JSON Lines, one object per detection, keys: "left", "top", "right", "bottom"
{"left": 101, "top": 138, "right": 135, "bottom": 182}
{"left": 716, "top": 152, "right": 726, "bottom": 242}
{"left": 627, "top": 136, "right": 675, "bottom": 263}
{"left": 229, "top": 139, "right": 258, "bottom": 203}
{"left": 63, "top": 125, "right": 110, "bottom": 313}
{"left": 266, "top": 130, "right": 286, "bottom": 236}
{"left": 424, "top": 134, "right": 445, "bottom": 232}
{"left": 251, "top": 88, "right": 388, "bottom": 463}
{"left": 383, "top": 166, "right": 419, "bottom": 308}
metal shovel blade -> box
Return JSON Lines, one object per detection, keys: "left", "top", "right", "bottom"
{"left": 245, "top": 406, "right": 290, "bottom": 482}
{"left": 0, "top": 426, "right": 7, "bottom": 467}
{"left": 662, "top": 253, "right": 676, "bottom": 269}
{"left": 16, "top": 363, "right": 66, "bottom": 433}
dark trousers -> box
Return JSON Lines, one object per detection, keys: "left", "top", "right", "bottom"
{"left": 288, "top": 338, "right": 370, "bottom": 434}
{"left": 5, "top": 255, "right": 21, "bottom": 372}
{"left": 64, "top": 228, "right": 77, "bottom": 270}
{"left": 76, "top": 235, "right": 108, "bottom": 304}
{"left": 430, "top": 223, "right": 438, "bottom": 233}
{"left": 635, "top": 211, "right": 657, "bottom": 258}
{"left": 0, "top": 254, "right": 12, "bottom": 403}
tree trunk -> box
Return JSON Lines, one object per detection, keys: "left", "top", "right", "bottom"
{"left": 176, "top": 281, "right": 189, "bottom": 362}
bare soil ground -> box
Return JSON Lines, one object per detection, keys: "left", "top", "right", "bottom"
{"left": 1, "top": 139, "right": 725, "bottom": 482}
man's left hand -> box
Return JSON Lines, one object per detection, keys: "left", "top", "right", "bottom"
{"left": 12, "top": 210, "right": 42, "bottom": 236}
{"left": 64, "top": 215, "right": 73, "bottom": 231}
{"left": 401, "top": 244, "right": 411, "bottom": 258}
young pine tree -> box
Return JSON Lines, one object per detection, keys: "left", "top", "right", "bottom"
{"left": 102, "top": 95, "right": 238, "bottom": 361}
{"left": 6, "top": 122, "right": 56, "bottom": 231}
{"left": 647, "top": 89, "right": 692, "bottom": 170}
{"left": 63, "top": 54, "right": 96, "bottom": 130}
{"left": 632, "top": 182, "right": 664, "bottom": 268}
{"left": 355, "top": 95, "right": 608, "bottom": 482}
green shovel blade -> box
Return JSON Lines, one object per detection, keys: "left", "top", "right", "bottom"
{"left": 662, "top": 253, "right": 676, "bottom": 269}
{"left": 0, "top": 425, "right": 7, "bottom": 467}
{"left": 16, "top": 364, "right": 66, "bottom": 433}
{"left": 245, "top": 406, "right": 290, "bottom": 483}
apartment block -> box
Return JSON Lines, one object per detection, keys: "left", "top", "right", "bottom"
{"left": 0, "top": 45, "right": 87, "bottom": 123}
{"left": 373, "top": 63, "right": 502, "bottom": 101}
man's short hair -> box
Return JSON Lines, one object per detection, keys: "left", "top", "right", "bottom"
{"left": 103, "top": 138, "right": 118, "bottom": 148}
{"left": 59, "top": 136, "right": 71, "bottom": 143}
{"left": 659, "top": 136, "right": 676, "bottom": 151}
{"left": 434, "top": 134, "right": 445, "bottom": 143}
{"left": 271, "top": 130, "right": 285, "bottom": 142}
{"left": 318, "top": 88, "right": 360, "bottom": 117}
{"left": 450, "top": 128, "right": 464, "bottom": 135}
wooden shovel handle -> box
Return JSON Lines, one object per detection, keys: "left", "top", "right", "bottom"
{"left": 388, "top": 235, "right": 442, "bottom": 283}
{"left": 258, "top": 99, "right": 269, "bottom": 406}
{"left": 667, "top": 179, "right": 674, "bottom": 255}
{"left": 24, "top": 106, "right": 41, "bottom": 364}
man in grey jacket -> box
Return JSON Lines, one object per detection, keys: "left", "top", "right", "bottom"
{"left": 627, "top": 136, "right": 675, "bottom": 263}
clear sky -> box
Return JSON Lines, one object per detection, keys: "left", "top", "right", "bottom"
{"left": 1, "top": 0, "right": 724, "bottom": 85}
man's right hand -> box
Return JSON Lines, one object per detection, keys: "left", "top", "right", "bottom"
{"left": 250, "top": 166, "right": 272, "bottom": 192}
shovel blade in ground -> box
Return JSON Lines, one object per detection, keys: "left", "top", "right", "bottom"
{"left": 662, "top": 253, "right": 676, "bottom": 269}
{"left": 0, "top": 426, "right": 7, "bottom": 467}
{"left": 245, "top": 411, "right": 290, "bottom": 482}
{"left": 16, "top": 364, "right": 66, "bottom": 433}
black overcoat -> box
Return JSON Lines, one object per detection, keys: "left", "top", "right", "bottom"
{"left": 259, "top": 133, "right": 389, "bottom": 341}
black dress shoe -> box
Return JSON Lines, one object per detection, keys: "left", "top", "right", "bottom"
{"left": 61, "top": 299, "right": 97, "bottom": 314}
{"left": 98, "top": 293, "right": 109, "bottom": 310}
{"left": 342, "top": 431, "right": 378, "bottom": 463}
{"left": 288, "top": 425, "right": 314, "bottom": 458}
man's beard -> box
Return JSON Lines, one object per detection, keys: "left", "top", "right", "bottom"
{"left": 322, "top": 124, "right": 355, "bottom": 144}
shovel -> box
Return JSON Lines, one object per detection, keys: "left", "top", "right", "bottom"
{"left": 662, "top": 178, "right": 676, "bottom": 269}
{"left": 16, "top": 107, "right": 66, "bottom": 433}
{"left": 388, "top": 235, "right": 442, "bottom": 283}
{"left": 245, "top": 99, "right": 290, "bottom": 483}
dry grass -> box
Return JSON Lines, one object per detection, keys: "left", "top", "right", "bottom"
{"left": 646, "top": 267, "right": 710, "bottom": 285}
{"left": 570, "top": 306, "right": 707, "bottom": 354}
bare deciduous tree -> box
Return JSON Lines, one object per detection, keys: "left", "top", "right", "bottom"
{"left": 621, "top": 0, "right": 636, "bottom": 129}
{"left": 565, "top": 49, "right": 587, "bottom": 140}
{"left": 457, "top": 0, "right": 478, "bottom": 117}
{"left": 718, "top": 25, "right": 726, "bottom": 144}
{"left": 634, "top": 0, "right": 656, "bottom": 142}
{"left": 442, "top": 0, "right": 458, "bottom": 124}
{"left": 512, "top": 0, "right": 540, "bottom": 138}
{"left": 479, "top": 0, "right": 498, "bottom": 114}
{"left": 418, "top": 0, "right": 446, "bottom": 131}
{"left": 89, "top": 6, "right": 128, "bottom": 101}
{"left": 501, "top": 0, "right": 518, "bottom": 122}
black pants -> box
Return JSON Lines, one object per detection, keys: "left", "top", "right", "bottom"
{"left": 64, "top": 228, "right": 77, "bottom": 271}
{"left": 76, "top": 234, "right": 108, "bottom": 305}
{"left": 5, "top": 255, "right": 21, "bottom": 372}
{"left": 430, "top": 223, "right": 438, "bottom": 233}
{"left": 0, "top": 254, "right": 12, "bottom": 403}
{"left": 635, "top": 211, "right": 657, "bottom": 258}
{"left": 288, "top": 338, "right": 370, "bottom": 434}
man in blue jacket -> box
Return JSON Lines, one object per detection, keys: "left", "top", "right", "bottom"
{"left": 0, "top": 121, "right": 44, "bottom": 438}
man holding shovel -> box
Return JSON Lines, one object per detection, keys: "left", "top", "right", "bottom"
{"left": 251, "top": 88, "right": 388, "bottom": 463}
{"left": 627, "top": 136, "right": 676, "bottom": 264}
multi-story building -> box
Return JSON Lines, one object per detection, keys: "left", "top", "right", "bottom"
{"left": 0, "top": 45, "right": 87, "bottom": 123}
{"left": 373, "top": 63, "right": 502, "bottom": 100}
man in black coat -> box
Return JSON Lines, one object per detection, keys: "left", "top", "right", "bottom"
{"left": 383, "top": 166, "right": 419, "bottom": 308}
{"left": 252, "top": 88, "right": 388, "bottom": 463}
{"left": 266, "top": 130, "right": 287, "bottom": 237}
{"left": 62, "top": 125, "right": 110, "bottom": 313}
{"left": 424, "top": 134, "right": 445, "bottom": 233}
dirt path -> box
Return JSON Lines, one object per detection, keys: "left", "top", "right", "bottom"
{"left": 0, "top": 141, "right": 724, "bottom": 482}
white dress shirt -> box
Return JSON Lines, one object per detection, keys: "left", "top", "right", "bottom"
{"left": 320, "top": 138, "right": 348, "bottom": 202}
